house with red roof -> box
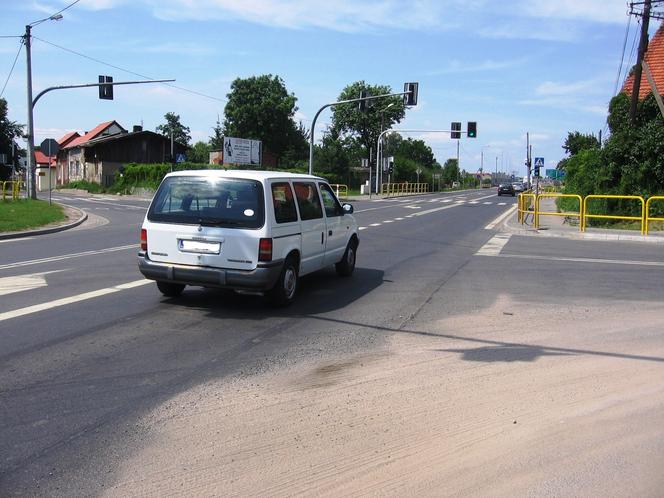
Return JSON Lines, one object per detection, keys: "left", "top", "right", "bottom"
{"left": 622, "top": 23, "right": 664, "bottom": 100}
{"left": 55, "top": 121, "right": 187, "bottom": 186}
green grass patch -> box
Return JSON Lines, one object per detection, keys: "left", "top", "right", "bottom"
{"left": 0, "top": 199, "right": 65, "bottom": 232}
{"left": 58, "top": 180, "right": 106, "bottom": 193}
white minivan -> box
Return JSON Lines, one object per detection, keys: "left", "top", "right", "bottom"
{"left": 138, "top": 170, "right": 359, "bottom": 305}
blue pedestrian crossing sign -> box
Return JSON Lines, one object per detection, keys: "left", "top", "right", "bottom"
{"left": 534, "top": 157, "right": 544, "bottom": 168}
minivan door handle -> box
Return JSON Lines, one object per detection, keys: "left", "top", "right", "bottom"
{"left": 328, "top": 230, "right": 333, "bottom": 236}
{"left": 321, "top": 232, "right": 324, "bottom": 244}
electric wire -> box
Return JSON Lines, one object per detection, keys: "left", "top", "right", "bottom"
{"left": 0, "top": 39, "right": 23, "bottom": 98}
{"left": 613, "top": 15, "right": 632, "bottom": 96}
{"left": 29, "top": 0, "right": 82, "bottom": 26}
{"left": 33, "top": 36, "right": 226, "bottom": 103}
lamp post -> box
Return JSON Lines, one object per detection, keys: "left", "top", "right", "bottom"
{"left": 378, "top": 102, "right": 395, "bottom": 190}
{"left": 25, "top": 13, "right": 63, "bottom": 199}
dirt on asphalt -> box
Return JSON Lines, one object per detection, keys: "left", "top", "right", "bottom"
{"left": 103, "top": 295, "right": 664, "bottom": 497}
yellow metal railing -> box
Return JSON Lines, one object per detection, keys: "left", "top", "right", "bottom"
{"left": 517, "top": 193, "right": 536, "bottom": 224}
{"left": 330, "top": 183, "right": 348, "bottom": 199}
{"left": 534, "top": 193, "right": 583, "bottom": 230}
{"left": 582, "top": 195, "right": 645, "bottom": 234}
{"left": 2, "top": 181, "right": 25, "bottom": 200}
{"left": 645, "top": 196, "right": 664, "bottom": 235}
{"left": 380, "top": 183, "right": 429, "bottom": 196}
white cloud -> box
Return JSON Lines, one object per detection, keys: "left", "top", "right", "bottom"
{"left": 535, "top": 79, "right": 600, "bottom": 97}
{"left": 517, "top": 0, "right": 627, "bottom": 24}
{"left": 143, "top": 0, "right": 447, "bottom": 32}
{"left": 427, "top": 57, "right": 528, "bottom": 75}
{"left": 140, "top": 42, "right": 217, "bottom": 56}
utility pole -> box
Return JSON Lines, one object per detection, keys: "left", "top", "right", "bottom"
{"left": 25, "top": 24, "right": 36, "bottom": 199}
{"left": 630, "top": 0, "right": 652, "bottom": 123}
{"left": 456, "top": 140, "right": 460, "bottom": 186}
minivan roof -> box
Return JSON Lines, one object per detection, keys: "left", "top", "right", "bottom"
{"left": 164, "top": 169, "right": 326, "bottom": 182}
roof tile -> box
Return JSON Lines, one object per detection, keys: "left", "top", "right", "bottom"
{"left": 623, "top": 23, "right": 664, "bottom": 99}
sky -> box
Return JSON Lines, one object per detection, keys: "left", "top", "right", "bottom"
{"left": 0, "top": 0, "right": 659, "bottom": 177}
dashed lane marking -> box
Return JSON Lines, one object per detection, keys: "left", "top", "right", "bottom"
{"left": 0, "top": 279, "right": 152, "bottom": 323}
{"left": 0, "top": 244, "right": 137, "bottom": 271}
{"left": 475, "top": 233, "right": 512, "bottom": 256}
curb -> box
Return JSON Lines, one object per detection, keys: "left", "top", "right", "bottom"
{"left": 0, "top": 203, "right": 88, "bottom": 241}
{"left": 501, "top": 211, "right": 664, "bottom": 244}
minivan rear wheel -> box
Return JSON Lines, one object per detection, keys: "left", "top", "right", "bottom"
{"left": 336, "top": 239, "right": 357, "bottom": 277}
{"left": 156, "top": 281, "right": 185, "bottom": 297}
{"left": 268, "top": 257, "right": 298, "bottom": 306}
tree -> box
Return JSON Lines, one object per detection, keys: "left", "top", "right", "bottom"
{"left": 330, "top": 81, "right": 406, "bottom": 162}
{"left": 223, "top": 74, "right": 306, "bottom": 163}
{"left": 156, "top": 112, "right": 191, "bottom": 146}
{"left": 209, "top": 116, "right": 223, "bottom": 149}
{"left": 188, "top": 141, "right": 211, "bottom": 164}
{"left": 0, "top": 98, "right": 24, "bottom": 180}
{"left": 442, "top": 158, "right": 460, "bottom": 186}
{"left": 562, "top": 131, "right": 600, "bottom": 157}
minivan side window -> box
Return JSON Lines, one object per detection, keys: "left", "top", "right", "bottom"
{"left": 293, "top": 182, "right": 323, "bottom": 221}
{"left": 271, "top": 182, "right": 298, "bottom": 223}
{"left": 318, "top": 183, "right": 343, "bottom": 217}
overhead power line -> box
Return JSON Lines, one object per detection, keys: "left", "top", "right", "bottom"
{"left": 0, "top": 39, "right": 23, "bottom": 98}
{"left": 32, "top": 36, "right": 226, "bottom": 103}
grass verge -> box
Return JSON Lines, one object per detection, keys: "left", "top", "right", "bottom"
{"left": 0, "top": 199, "right": 66, "bottom": 233}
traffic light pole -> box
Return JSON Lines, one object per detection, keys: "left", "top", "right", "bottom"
{"left": 308, "top": 90, "right": 413, "bottom": 176}
{"left": 376, "top": 128, "right": 467, "bottom": 195}
{"left": 26, "top": 79, "right": 174, "bottom": 199}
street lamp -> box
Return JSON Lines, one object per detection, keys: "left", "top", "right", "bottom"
{"left": 25, "top": 12, "right": 63, "bottom": 199}
{"left": 377, "top": 102, "right": 395, "bottom": 188}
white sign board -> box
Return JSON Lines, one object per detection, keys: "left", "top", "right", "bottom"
{"left": 223, "top": 137, "right": 262, "bottom": 166}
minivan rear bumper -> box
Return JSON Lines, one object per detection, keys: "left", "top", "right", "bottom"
{"left": 138, "top": 253, "right": 283, "bottom": 291}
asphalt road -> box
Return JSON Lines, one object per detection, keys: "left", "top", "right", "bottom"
{"left": 1, "top": 188, "right": 663, "bottom": 496}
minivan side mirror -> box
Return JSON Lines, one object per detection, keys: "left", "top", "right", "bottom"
{"left": 342, "top": 203, "right": 354, "bottom": 214}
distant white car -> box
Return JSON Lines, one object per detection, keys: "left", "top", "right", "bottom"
{"left": 512, "top": 182, "right": 525, "bottom": 193}
{"left": 138, "top": 170, "right": 359, "bottom": 305}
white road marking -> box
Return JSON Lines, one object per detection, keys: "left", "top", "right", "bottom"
{"left": 0, "top": 244, "right": 137, "bottom": 271}
{"left": 383, "top": 220, "right": 394, "bottom": 223}
{"left": 498, "top": 202, "right": 507, "bottom": 206}
{"left": 475, "top": 233, "right": 512, "bottom": 256}
{"left": 442, "top": 199, "right": 452, "bottom": 203}
{"left": 469, "top": 201, "right": 479, "bottom": 205}
{"left": 0, "top": 269, "right": 67, "bottom": 297}
{"left": 0, "top": 237, "right": 35, "bottom": 244}
{"left": 82, "top": 198, "right": 147, "bottom": 210}
{"left": 403, "top": 205, "right": 422, "bottom": 209}
{"left": 485, "top": 205, "right": 518, "bottom": 230}
{"left": 370, "top": 223, "right": 381, "bottom": 227}
{"left": 0, "top": 279, "right": 152, "bottom": 323}
{"left": 492, "top": 252, "right": 664, "bottom": 268}
{"left": 483, "top": 202, "right": 492, "bottom": 205}
{"left": 395, "top": 217, "right": 404, "bottom": 221}
{"left": 359, "top": 227, "right": 367, "bottom": 231}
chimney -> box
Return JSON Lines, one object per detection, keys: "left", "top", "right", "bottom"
{"left": 133, "top": 125, "right": 143, "bottom": 133}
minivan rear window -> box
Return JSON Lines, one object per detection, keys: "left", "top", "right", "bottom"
{"left": 148, "top": 176, "right": 264, "bottom": 229}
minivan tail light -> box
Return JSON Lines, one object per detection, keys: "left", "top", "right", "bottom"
{"left": 258, "top": 238, "right": 273, "bottom": 262}
{"left": 140, "top": 228, "right": 148, "bottom": 252}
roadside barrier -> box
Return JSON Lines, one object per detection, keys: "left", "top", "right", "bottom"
{"left": 517, "top": 192, "right": 662, "bottom": 236}
{"left": 380, "top": 183, "right": 429, "bottom": 196}
{"left": 2, "top": 181, "right": 25, "bottom": 200}
{"left": 582, "top": 195, "right": 645, "bottom": 234}
{"left": 644, "top": 196, "right": 664, "bottom": 235}
{"left": 330, "top": 184, "right": 348, "bottom": 199}
{"left": 517, "top": 193, "right": 536, "bottom": 224}
{"left": 534, "top": 193, "right": 583, "bottom": 230}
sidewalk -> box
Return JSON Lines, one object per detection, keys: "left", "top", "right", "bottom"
{"left": 502, "top": 196, "right": 664, "bottom": 244}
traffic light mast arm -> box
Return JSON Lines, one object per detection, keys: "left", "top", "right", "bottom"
{"left": 32, "top": 78, "right": 175, "bottom": 108}
{"left": 308, "top": 90, "right": 414, "bottom": 175}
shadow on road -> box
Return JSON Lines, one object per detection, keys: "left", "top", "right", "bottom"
{"left": 437, "top": 345, "right": 572, "bottom": 363}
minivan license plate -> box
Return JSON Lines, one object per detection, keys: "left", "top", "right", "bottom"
{"left": 178, "top": 239, "right": 221, "bottom": 254}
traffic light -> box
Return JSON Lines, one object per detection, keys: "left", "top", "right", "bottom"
{"left": 358, "top": 90, "right": 368, "bottom": 112}
{"left": 467, "top": 121, "right": 477, "bottom": 138}
{"left": 451, "top": 122, "right": 461, "bottom": 139}
{"left": 98, "top": 75, "right": 113, "bottom": 100}
{"left": 403, "top": 82, "right": 418, "bottom": 106}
